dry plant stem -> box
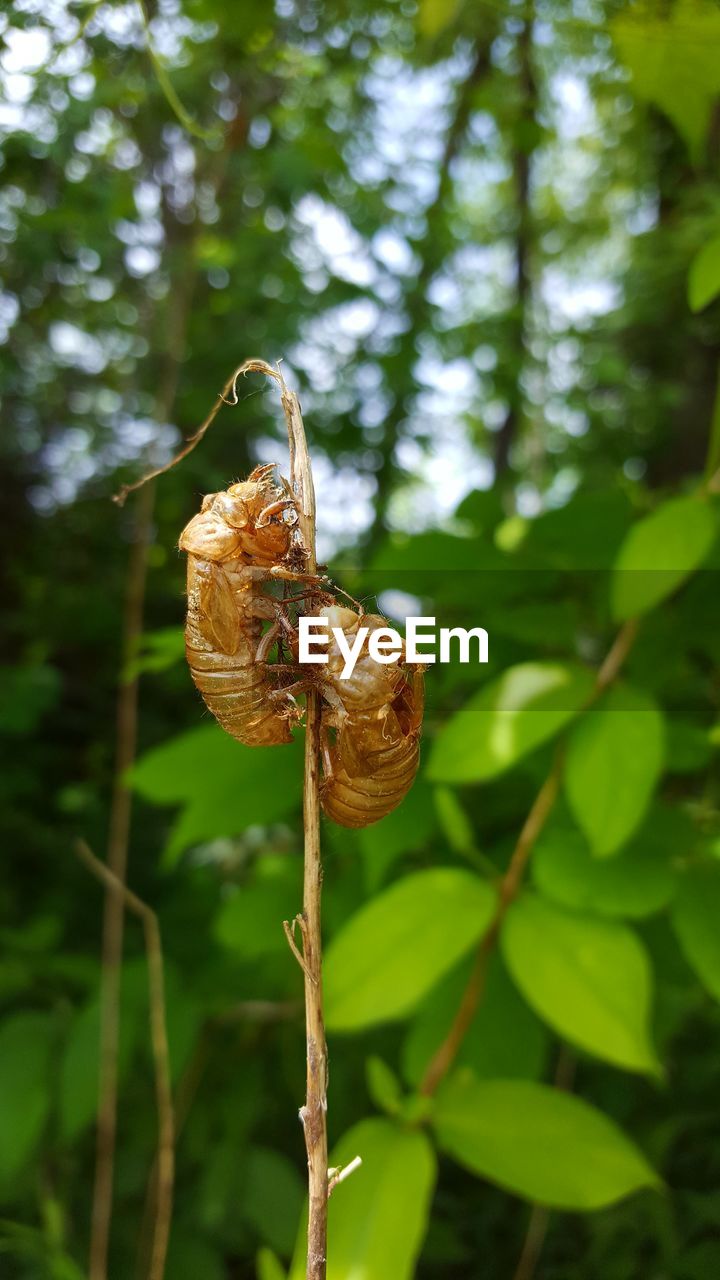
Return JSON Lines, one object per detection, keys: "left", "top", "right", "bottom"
{"left": 76, "top": 841, "right": 174, "bottom": 1280}
{"left": 419, "top": 618, "right": 640, "bottom": 1097}
{"left": 91, "top": 479, "right": 155, "bottom": 1280}
{"left": 512, "top": 1205, "right": 549, "bottom": 1280}
{"left": 245, "top": 360, "right": 329, "bottom": 1280}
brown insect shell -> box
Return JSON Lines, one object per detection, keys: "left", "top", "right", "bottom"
{"left": 314, "top": 605, "right": 407, "bottom": 713}
{"left": 178, "top": 470, "right": 296, "bottom": 569}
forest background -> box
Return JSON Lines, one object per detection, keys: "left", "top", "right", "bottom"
{"left": 3, "top": 1, "right": 720, "bottom": 1278}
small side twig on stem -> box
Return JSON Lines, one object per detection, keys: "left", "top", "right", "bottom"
{"left": 75, "top": 840, "right": 174, "bottom": 1280}
{"left": 327, "top": 1156, "right": 362, "bottom": 1198}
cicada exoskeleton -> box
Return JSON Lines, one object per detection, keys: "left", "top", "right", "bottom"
{"left": 179, "top": 463, "right": 315, "bottom": 746}
{"left": 299, "top": 606, "right": 425, "bottom": 828}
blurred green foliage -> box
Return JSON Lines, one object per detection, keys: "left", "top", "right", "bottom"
{"left": 2, "top": 1, "right": 720, "bottom": 1278}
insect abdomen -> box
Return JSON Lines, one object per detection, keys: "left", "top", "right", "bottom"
{"left": 185, "top": 557, "right": 295, "bottom": 746}
{"left": 320, "top": 704, "right": 421, "bottom": 828}
{"left": 320, "top": 741, "right": 419, "bottom": 827}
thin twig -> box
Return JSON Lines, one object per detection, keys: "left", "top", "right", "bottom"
{"left": 113, "top": 363, "right": 245, "bottom": 505}
{"left": 245, "top": 361, "right": 330, "bottom": 1280}
{"left": 419, "top": 620, "right": 640, "bottom": 1096}
{"left": 284, "top": 917, "right": 315, "bottom": 984}
{"left": 91, "top": 479, "right": 154, "bottom": 1280}
{"left": 136, "top": 0, "right": 221, "bottom": 144}
{"left": 96, "top": 262, "right": 194, "bottom": 1278}
{"left": 76, "top": 841, "right": 174, "bottom": 1280}
{"left": 512, "top": 1205, "right": 549, "bottom": 1280}
{"left": 595, "top": 617, "right": 639, "bottom": 690}
{"left": 327, "top": 1156, "right": 362, "bottom": 1198}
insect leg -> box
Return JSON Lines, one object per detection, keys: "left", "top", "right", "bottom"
{"left": 408, "top": 669, "right": 425, "bottom": 729}
{"left": 256, "top": 498, "right": 299, "bottom": 529}
{"left": 319, "top": 721, "right": 335, "bottom": 780}
{"left": 268, "top": 566, "right": 327, "bottom": 586}
{"left": 247, "top": 462, "right": 278, "bottom": 484}
{"left": 255, "top": 621, "right": 282, "bottom": 664}
{"left": 270, "top": 678, "right": 312, "bottom": 699}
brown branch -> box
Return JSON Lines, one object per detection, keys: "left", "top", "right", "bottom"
{"left": 243, "top": 361, "right": 329, "bottom": 1279}
{"left": 419, "top": 619, "right": 639, "bottom": 1096}
{"left": 93, "top": 256, "right": 194, "bottom": 1279}
{"left": 595, "top": 617, "right": 639, "bottom": 691}
{"left": 76, "top": 841, "right": 174, "bottom": 1280}
{"left": 90, "top": 477, "right": 155, "bottom": 1280}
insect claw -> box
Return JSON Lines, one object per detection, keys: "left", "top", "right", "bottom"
{"left": 257, "top": 498, "right": 298, "bottom": 529}
{"left": 248, "top": 462, "right": 277, "bottom": 484}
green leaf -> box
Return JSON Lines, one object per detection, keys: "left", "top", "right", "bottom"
{"left": 163, "top": 964, "right": 203, "bottom": 1082}
{"left": 60, "top": 1002, "right": 108, "bottom": 1143}
{"left": 366, "top": 1057, "right": 404, "bottom": 1117}
{"left": 665, "top": 719, "right": 713, "bottom": 773}
{"left": 242, "top": 1147, "right": 305, "bottom": 1256}
{"left": 501, "top": 894, "right": 660, "bottom": 1074}
{"left": 611, "top": 496, "right": 717, "bottom": 621}
{"left": 433, "top": 787, "right": 478, "bottom": 860}
{"left": 522, "top": 489, "right": 633, "bottom": 570}
{"left": 358, "top": 781, "right": 438, "bottom": 891}
{"left": 59, "top": 961, "right": 147, "bottom": 1140}
{"left": 689, "top": 233, "right": 720, "bottom": 312}
{"left": 215, "top": 860, "right": 302, "bottom": 958}
{"left": 164, "top": 1234, "right": 227, "bottom": 1280}
{"left": 130, "top": 726, "right": 303, "bottom": 863}
{"left": 0, "top": 1013, "right": 54, "bottom": 1185}
{"left": 418, "top": 0, "right": 463, "bottom": 38}
{"left": 324, "top": 869, "right": 496, "bottom": 1031}
{"left": 672, "top": 864, "right": 720, "bottom": 1001}
{"left": 125, "top": 626, "right": 186, "bottom": 680}
{"left": 532, "top": 822, "right": 676, "bottom": 919}
{"left": 434, "top": 1073, "right": 660, "bottom": 1209}
{"left": 257, "top": 1249, "right": 287, "bottom": 1280}
{"left": 428, "top": 662, "right": 594, "bottom": 784}
{"left": 564, "top": 684, "right": 665, "bottom": 857}
{"left": 0, "top": 664, "right": 61, "bottom": 735}
{"left": 612, "top": 0, "right": 720, "bottom": 161}
{"left": 289, "top": 1119, "right": 436, "bottom": 1280}
{"left": 371, "top": 531, "right": 497, "bottom": 574}
{"left": 402, "top": 953, "right": 547, "bottom": 1088}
